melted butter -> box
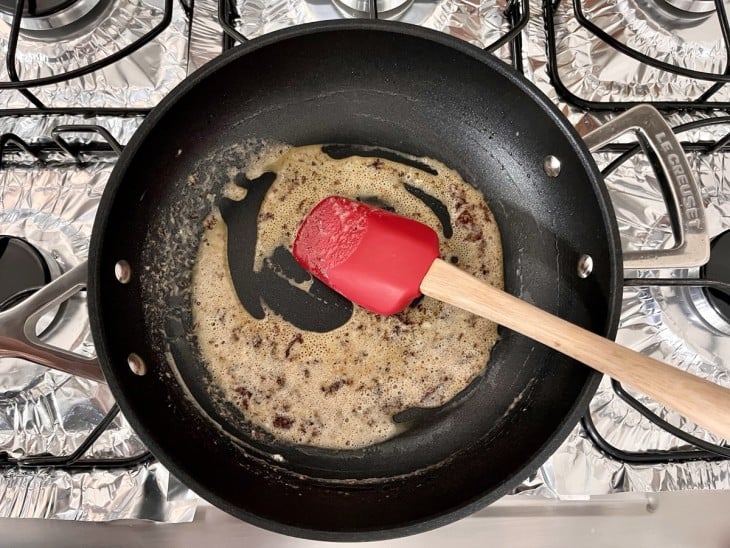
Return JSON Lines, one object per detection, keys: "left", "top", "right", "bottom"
{"left": 192, "top": 145, "right": 504, "bottom": 449}
{"left": 222, "top": 182, "right": 247, "bottom": 202}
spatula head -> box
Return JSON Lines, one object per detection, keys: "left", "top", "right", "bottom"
{"left": 293, "top": 196, "right": 440, "bottom": 315}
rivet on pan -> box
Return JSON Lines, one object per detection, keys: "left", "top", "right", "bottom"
{"left": 127, "top": 353, "right": 147, "bottom": 376}
{"left": 114, "top": 260, "right": 132, "bottom": 284}
{"left": 544, "top": 155, "right": 561, "bottom": 177}
{"left": 577, "top": 254, "right": 594, "bottom": 278}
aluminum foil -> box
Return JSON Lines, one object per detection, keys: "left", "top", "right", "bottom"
{"left": 188, "top": 0, "right": 224, "bottom": 73}
{"left": 521, "top": 0, "right": 730, "bottom": 496}
{"left": 0, "top": 117, "right": 198, "bottom": 521}
{"left": 0, "top": 0, "right": 189, "bottom": 109}
{"left": 231, "top": 0, "right": 516, "bottom": 55}
{"left": 546, "top": 136, "right": 730, "bottom": 495}
{"left": 0, "top": 115, "right": 144, "bottom": 146}
{"left": 546, "top": 0, "right": 730, "bottom": 104}
{"left": 0, "top": 464, "right": 197, "bottom": 521}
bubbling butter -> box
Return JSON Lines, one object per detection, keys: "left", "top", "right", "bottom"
{"left": 192, "top": 145, "right": 504, "bottom": 449}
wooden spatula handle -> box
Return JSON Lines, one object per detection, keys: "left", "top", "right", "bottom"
{"left": 420, "top": 259, "right": 730, "bottom": 440}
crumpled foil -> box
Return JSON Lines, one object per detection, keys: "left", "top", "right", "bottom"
{"left": 0, "top": 464, "right": 197, "bottom": 521}
{"left": 188, "top": 0, "right": 224, "bottom": 73}
{"left": 546, "top": 0, "right": 730, "bottom": 104}
{"left": 0, "top": 0, "right": 189, "bottom": 109}
{"left": 0, "top": 115, "right": 144, "bottom": 145}
{"left": 520, "top": 0, "right": 730, "bottom": 497}
{"left": 548, "top": 136, "right": 730, "bottom": 496}
{"left": 0, "top": 117, "right": 198, "bottom": 521}
{"left": 232, "top": 0, "right": 516, "bottom": 54}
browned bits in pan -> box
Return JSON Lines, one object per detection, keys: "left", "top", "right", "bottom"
{"left": 234, "top": 387, "right": 252, "bottom": 409}
{"left": 420, "top": 385, "right": 438, "bottom": 402}
{"left": 204, "top": 216, "right": 218, "bottom": 230}
{"left": 456, "top": 207, "right": 483, "bottom": 242}
{"left": 456, "top": 208, "right": 472, "bottom": 224}
{"left": 321, "top": 378, "right": 353, "bottom": 395}
{"left": 191, "top": 144, "right": 503, "bottom": 449}
{"left": 273, "top": 415, "right": 295, "bottom": 429}
{"left": 322, "top": 380, "right": 344, "bottom": 395}
{"left": 285, "top": 333, "right": 304, "bottom": 358}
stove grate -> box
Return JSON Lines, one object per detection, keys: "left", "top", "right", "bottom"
{"left": 544, "top": 0, "right": 730, "bottom": 110}
{"left": 0, "top": 125, "right": 152, "bottom": 471}
{"left": 218, "top": 0, "right": 530, "bottom": 73}
{"left": 583, "top": 116, "right": 730, "bottom": 462}
{"left": 0, "top": 0, "right": 176, "bottom": 116}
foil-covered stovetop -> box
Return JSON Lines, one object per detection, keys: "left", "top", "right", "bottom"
{"left": 0, "top": 0, "right": 189, "bottom": 109}
{"left": 523, "top": 0, "right": 730, "bottom": 495}
{"left": 0, "top": 0, "right": 727, "bottom": 525}
{"left": 0, "top": 0, "right": 198, "bottom": 521}
{"left": 545, "top": 0, "right": 730, "bottom": 105}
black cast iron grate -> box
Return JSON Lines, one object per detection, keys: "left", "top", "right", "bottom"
{"left": 544, "top": 0, "right": 730, "bottom": 111}
{"left": 0, "top": 125, "right": 152, "bottom": 470}
{"left": 0, "top": 0, "right": 182, "bottom": 116}
{"left": 583, "top": 116, "right": 730, "bottom": 463}
{"left": 218, "top": 0, "right": 529, "bottom": 73}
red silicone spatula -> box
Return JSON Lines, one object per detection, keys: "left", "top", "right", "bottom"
{"left": 293, "top": 196, "right": 730, "bottom": 440}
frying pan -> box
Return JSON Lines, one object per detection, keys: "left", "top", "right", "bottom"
{"left": 0, "top": 21, "right": 709, "bottom": 541}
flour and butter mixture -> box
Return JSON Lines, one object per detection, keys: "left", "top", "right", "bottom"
{"left": 191, "top": 144, "right": 504, "bottom": 449}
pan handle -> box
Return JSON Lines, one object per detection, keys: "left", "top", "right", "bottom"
{"left": 582, "top": 104, "right": 710, "bottom": 270}
{"left": 0, "top": 262, "right": 105, "bottom": 383}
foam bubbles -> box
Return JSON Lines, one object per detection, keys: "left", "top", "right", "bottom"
{"left": 191, "top": 145, "right": 503, "bottom": 449}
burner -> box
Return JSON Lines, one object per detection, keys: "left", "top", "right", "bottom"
{"left": 701, "top": 230, "right": 730, "bottom": 324}
{"left": 0, "top": 236, "right": 52, "bottom": 308}
{"left": 0, "top": 0, "right": 109, "bottom": 33}
{"left": 0, "top": 0, "right": 76, "bottom": 17}
{"left": 652, "top": 0, "right": 717, "bottom": 15}
{"left": 331, "top": 0, "right": 414, "bottom": 20}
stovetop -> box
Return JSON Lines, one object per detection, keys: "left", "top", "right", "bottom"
{"left": 0, "top": 0, "right": 727, "bottom": 525}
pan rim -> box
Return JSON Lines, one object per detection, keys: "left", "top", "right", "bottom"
{"left": 88, "top": 19, "right": 621, "bottom": 541}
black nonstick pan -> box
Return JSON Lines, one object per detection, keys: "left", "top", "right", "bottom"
{"left": 0, "top": 21, "right": 709, "bottom": 541}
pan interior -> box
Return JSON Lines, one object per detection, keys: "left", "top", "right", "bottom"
{"left": 153, "top": 157, "right": 509, "bottom": 478}
{"left": 90, "top": 23, "right": 618, "bottom": 538}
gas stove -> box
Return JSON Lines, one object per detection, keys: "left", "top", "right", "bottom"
{"left": 0, "top": 0, "right": 727, "bottom": 544}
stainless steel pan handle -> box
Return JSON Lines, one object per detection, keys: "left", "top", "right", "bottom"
{"left": 0, "top": 261, "right": 105, "bottom": 383}
{"left": 582, "top": 104, "right": 710, "bottom": 270}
